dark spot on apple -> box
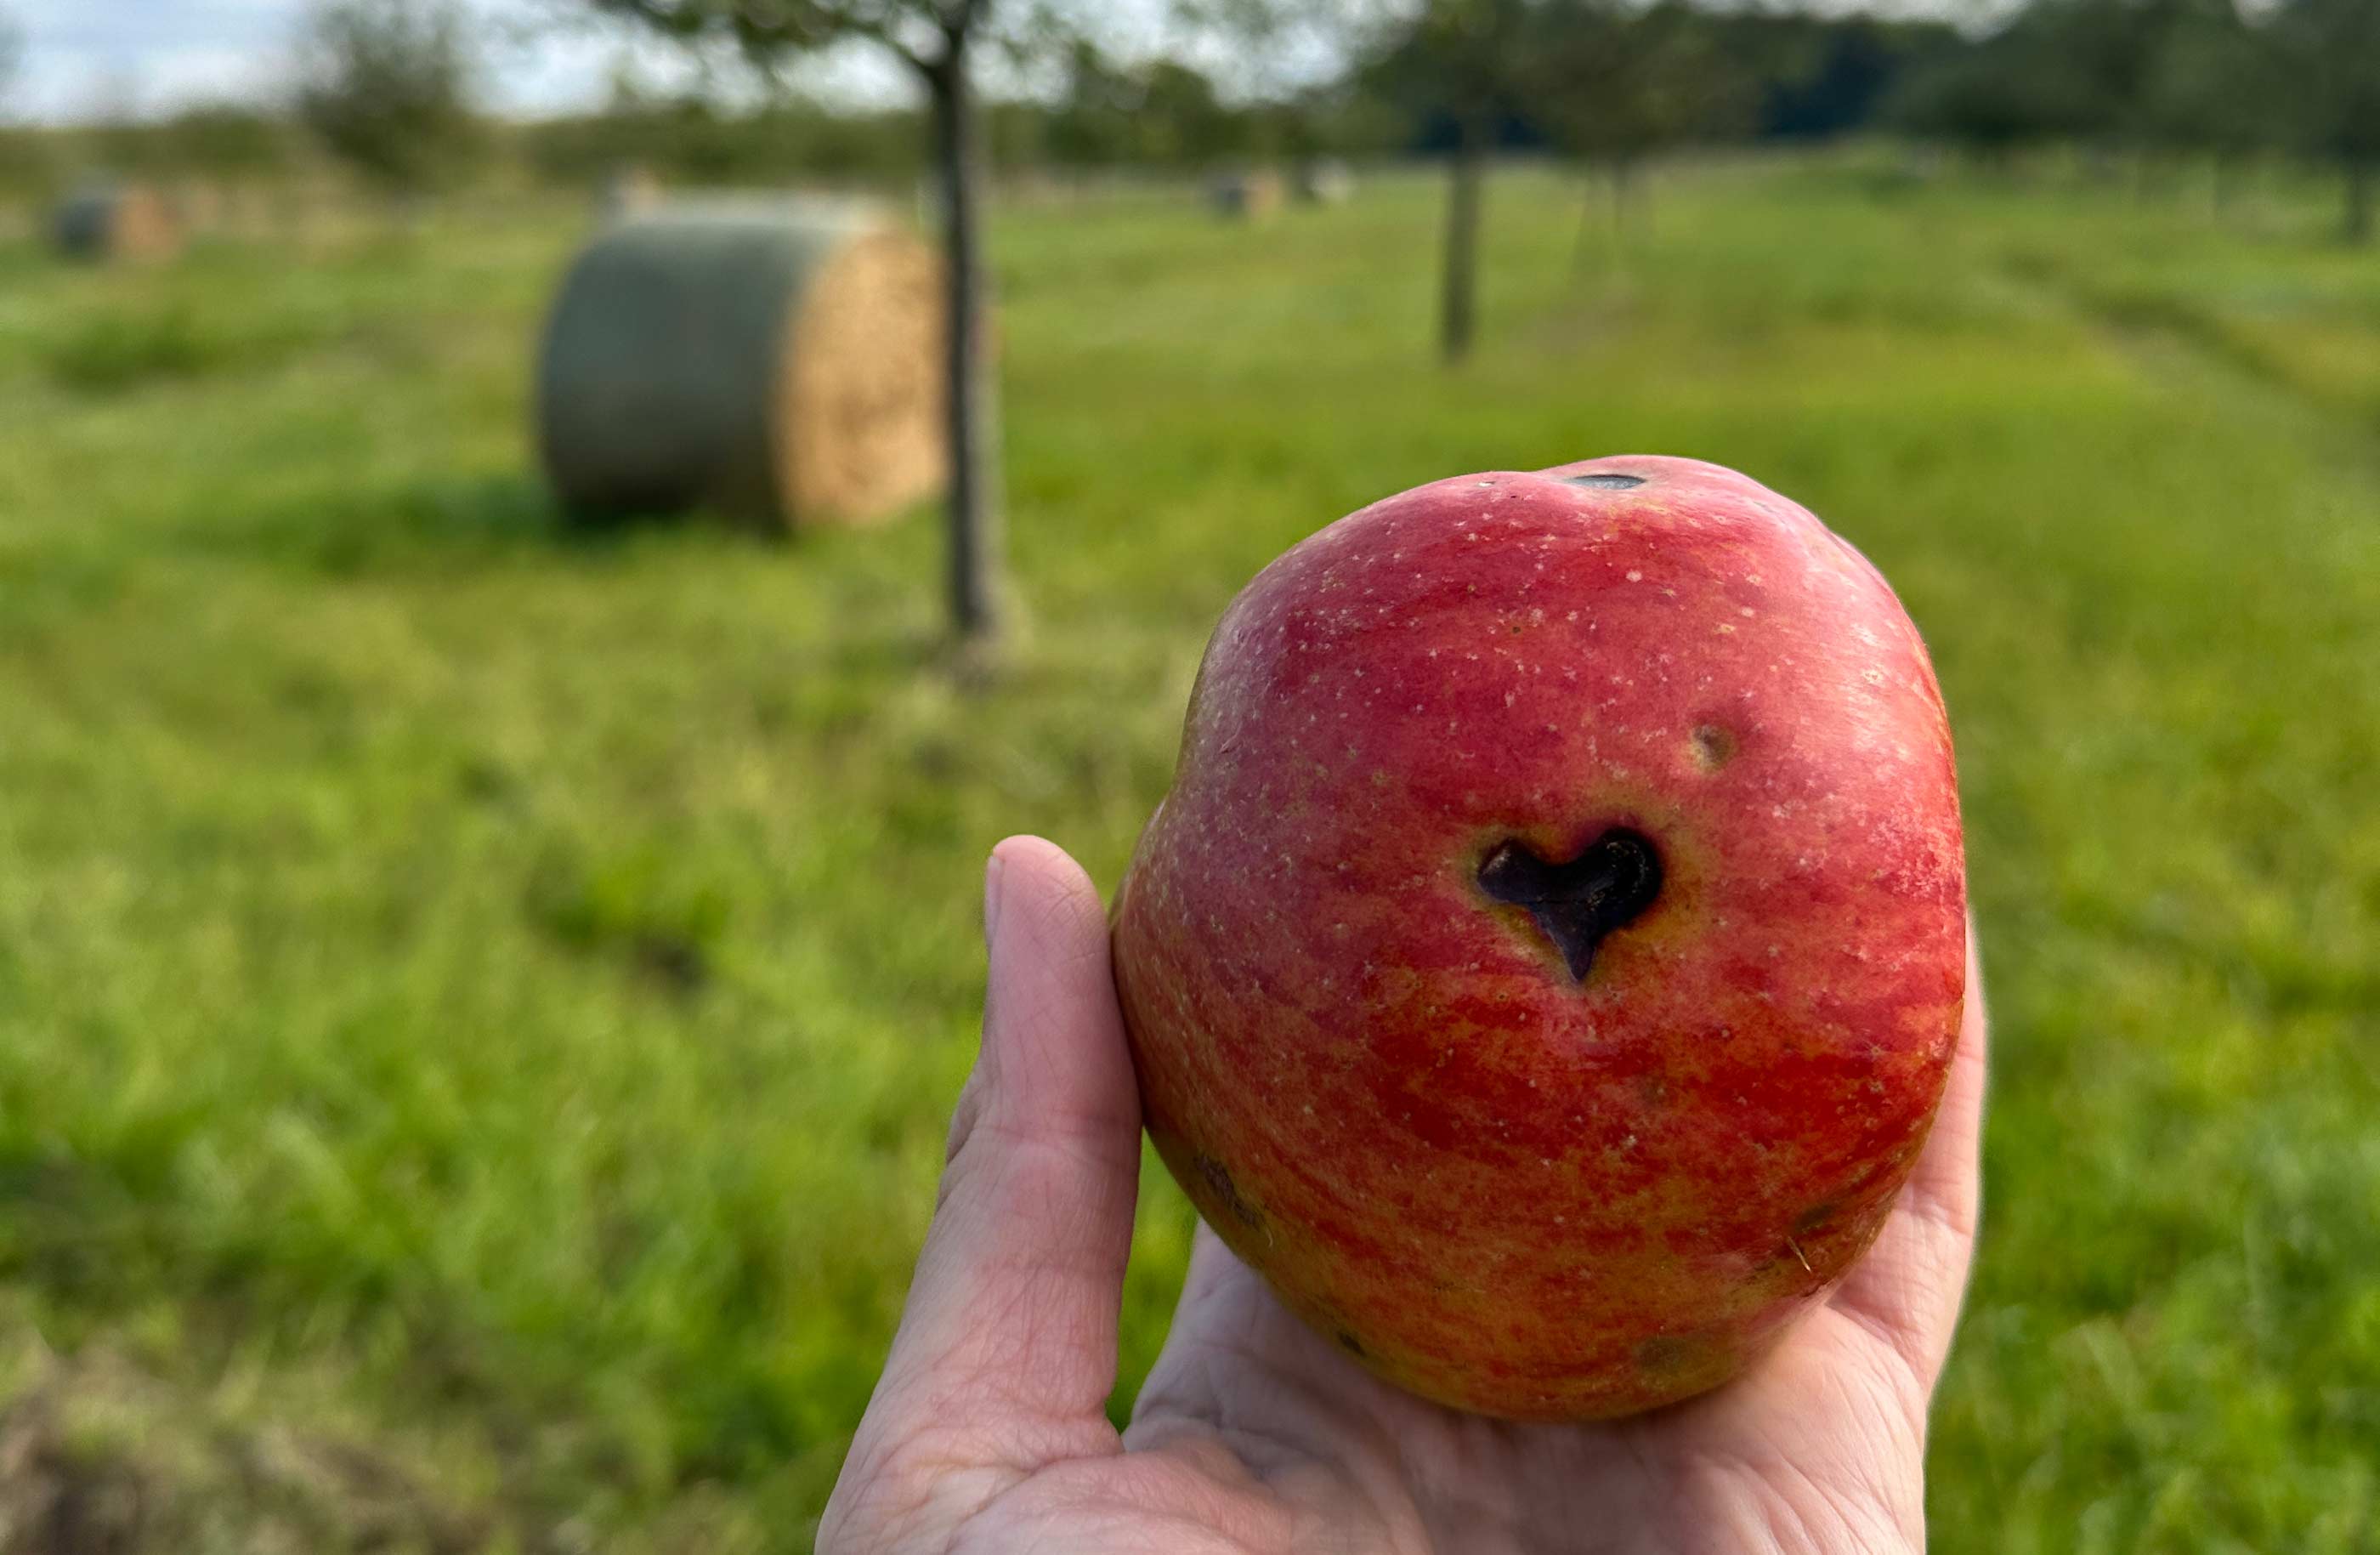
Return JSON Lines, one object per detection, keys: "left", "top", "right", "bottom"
{"left": 1194, "top": 1154, "right": 1263, "bottom": 1230}
{"left": 1691, "top": 724, "right": 1737, "bottom": 771}
{"left": 1335, "top": 1329, "right": 1368, "bottom": 1359}
{"left": 1794, "top": 1201, "right": 1839, "bottom": 1235}
{"left": 1478, "top": 829, "right": 1663, "bottom": 981}
{"left": 1636, "top": 1335, "right": 1696, "bottom": 1372}
{"left": 1563, "top": 473, "right": 1647, "bottom": 490}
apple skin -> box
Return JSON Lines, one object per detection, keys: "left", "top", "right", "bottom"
{"left": 1111, "top": 456, "right": 1966, "bottom": 1422}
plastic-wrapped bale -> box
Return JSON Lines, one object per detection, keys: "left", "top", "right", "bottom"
{"left": 54, "top": 182, "right": 183, "bottom": 264}
{"left": 536, "top": 201, "right": 946, "bottom": 530}
{"left": 1210, "top": 170, "right": 1286, "bottom": 222}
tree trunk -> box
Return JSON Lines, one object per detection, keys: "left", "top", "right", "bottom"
{"left": 926, "top": 43, "right": 1003, "bottom": 644}
{"left": 1611, "top": 157, "right": 1636, "bottom": 249}
{"left": 2346, "top": 156, "right": 2373, "bottom": 247}
{"left": 1440, "top": 116, "right": 1486, "bottom": 366}
{"left": 2211, "top": 151, "right": 2236, "bottom": 224}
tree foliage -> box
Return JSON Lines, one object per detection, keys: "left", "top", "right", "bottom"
{"left": 2270, "top": 0, "right": 2380, "bottom": 237}
{"left": 575, "top": 0, "right": 1082, "bottom": 87}
{"left": 1359, "top": 0, "right": 1536, "bottom": 140}
{"left": 292, "top": 0, "right": 483, "bottom": 194}
{"left": 2272, "top": 0, "right": 2380, "bottom": 164}
{"left": 1890, "top": 0, "right": 2290, "bottom": 165}
{"left": 2135, "top": 0, "right": 2287, "bottom": 163}
{"left": 1045, "top": 43, "right": 1244, "bottom": 164}
{"left": 165, "top": 104, "right": 305, "bottom": 177}
{"left": 1524, "top": 0, "right": 1759, "bottom": 171}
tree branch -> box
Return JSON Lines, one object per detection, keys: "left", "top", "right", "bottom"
{"left": 835, "top": 3, "right": 932, "bottom": 71}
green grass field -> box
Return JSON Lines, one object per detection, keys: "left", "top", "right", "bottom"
{"left": 3, "top": 156, "right": 2377, "bottom": 1552}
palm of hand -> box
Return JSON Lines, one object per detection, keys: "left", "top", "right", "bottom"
{"left": 823, "top": 840, "right": 1983, "bottom": 1555}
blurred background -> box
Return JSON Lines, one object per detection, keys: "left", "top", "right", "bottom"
{"left": 3, "top": 0, "right": 2378, "bottom": 1550}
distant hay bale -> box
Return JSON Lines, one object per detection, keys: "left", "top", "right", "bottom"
{"left": 597, "top": 164, "right": 666, "bottom": 224}
{"left": 1294, "top": 158, "right": 1356, "bottom": 207}
{"left": 1210, "top": 169, "right": 1286, "bottom": 222}
{"left": 536, "top": 201, "right": 946, "bottom": 531}
{"left": 52, "top": 182, "right": 183, "bottom": 264}
{"left": 169, "top": 179, "right": 228, "bottom": 232}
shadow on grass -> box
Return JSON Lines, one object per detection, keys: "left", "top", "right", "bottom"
{"left": 40, "top": 298, "right": 337, "bottom": 395}
{"left": 191, "top": 472, "right": 791, "bottom": 579}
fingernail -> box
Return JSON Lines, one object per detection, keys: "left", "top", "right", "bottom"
{"left": 983, "top": 849, "right": 1007, "bottom": 951}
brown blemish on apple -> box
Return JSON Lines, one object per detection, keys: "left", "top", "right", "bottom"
{"left": 1195, "top": 1153, "right": 1264, "bottom": 1229}
{"left": 1691, "top": 724, "right": 1737, "bottom": 771}
{"left": 1336, "top": 1329, "right": 1369, "bottom": 1359}
{"left": 1563, "top": 473, "right": 1648, "bottom": 491}
{"left": 1793, "top": 1200, "right": 1839, "bottom": 1235}
{"left": 1478, "top": 829, "right": 1663, "bottom": 981}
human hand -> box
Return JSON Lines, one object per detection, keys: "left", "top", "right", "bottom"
{"left": 819, "top": 836, "right": 1986, "bottom": 1554}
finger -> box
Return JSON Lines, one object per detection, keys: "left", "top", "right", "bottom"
{"left": 1833, "top": 915, "right": 1988, "bottom": 1387}
{"left": 842, "top": 837, "right": 1141, "bottom": 1479}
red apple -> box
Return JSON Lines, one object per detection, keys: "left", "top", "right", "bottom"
{"left": 1111, "top": 456, "right": 1966, "bottom": 1421}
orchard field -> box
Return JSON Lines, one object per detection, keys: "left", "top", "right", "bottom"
{"left": 2, "top": 157, "right": 2377, "bottom": 1552}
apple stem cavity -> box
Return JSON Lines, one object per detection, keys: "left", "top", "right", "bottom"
{"left": 1477, "top": 830, "right": 1664, "bottom": 981}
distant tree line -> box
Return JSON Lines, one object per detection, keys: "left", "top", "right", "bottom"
{"left": 23, "top": 0, "right": 2371, "bottom": 244}
{"left": 0, "top": 3, "right": 1961, "bottom": 201}
{"left": 1890, "top": 0, "right": 2380, "bottom": 241}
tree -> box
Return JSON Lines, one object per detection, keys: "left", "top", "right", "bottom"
{"left": 1363, "top": 0, "right": 1536, "bottom": 364}
{"left": 2134, "top": 0, "right": 2286, "bottom": 215}
{"left": 1043, "top": 43, "right": 1244, "bottom": 166}
{"left": 1046, "top": 40, "right": 1142, "bottom": 164}
{"left": 1526, "top": 0, "right": 1756, "bottom": 266}
{"left": 2272, "top": 0, "right": 2380, "bottom": 241}
{"left": 166, "top": 103, "right": 303, "bottom": 181}
{"left": 1750, "top": 15, "right": 1963, "bottom": 142}
{"left": 585, "top": 0, "right": 1060, "bottom": 646}
{"left": 293, "top": 0, "right": 484, "bottom": 197}
{"left": 1138, "top": 60, "right": 1244, "bottom": 163}
{"left": 1885, "top": 9, "right": 2100, "bottom": 162}
{"left": 1187, "top": 0, "right": 1527, "bottom": 363}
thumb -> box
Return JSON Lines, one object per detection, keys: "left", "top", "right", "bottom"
{"left": 824, "top": 838, "right": 1140, "bottom": 1543}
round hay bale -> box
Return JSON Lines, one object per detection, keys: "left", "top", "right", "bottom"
{"left": 596, "top": 163, "right": 666, "bottom": 224}
{"left": 536, "top": 201, "right": 946, "bottom": 531}
{"left": 170, "top": 178, "right": 228, "bottom": 232}
{"left": 1294, "top": 158, "right": 1356, "bottom": 207}
{"left": 53, "top": 182, "right": 183, "bottom": 264}
{"left": 1210, "top": 169, "right": 1286, "bottom": 223}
